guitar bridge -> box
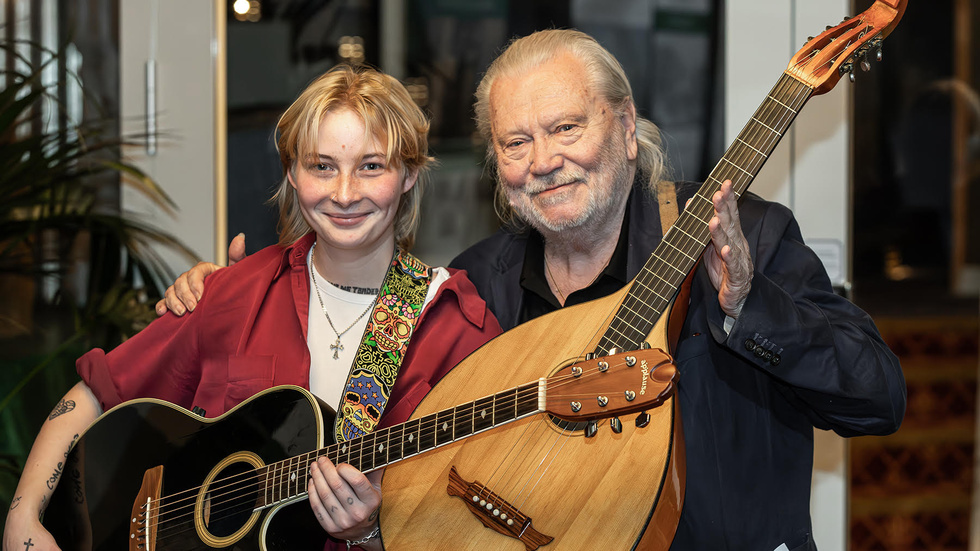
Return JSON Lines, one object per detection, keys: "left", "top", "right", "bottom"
{"left": 447, "top": 466, "right": 554, "bottom": 550}
{"left": 130, "top": 465, "right": 163, "bottom": 551}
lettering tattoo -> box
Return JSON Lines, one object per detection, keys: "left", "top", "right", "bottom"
{"left": 10, "top": 496, "right": 21, "bottom": 510}
{"left": 48, "top": 399, "right": 76, "bottom": 420}
{"left": 46, "top": 461, "right": 64, "bottom": 490}
{"left": 45, "top": 440, "right": 72, "bottom": 490}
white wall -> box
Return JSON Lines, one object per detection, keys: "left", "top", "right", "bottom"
{"left": 119, "top": 0, "right": 222, "bottom": 276}
{"left": 726, "top": 1, "right": 852, "bottom": 549}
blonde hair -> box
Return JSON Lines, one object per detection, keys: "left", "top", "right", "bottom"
{"left": 272, "top": 64, "right": 432, "bottom": 250}
{"left": 474, "top": 29, "right": 667, "bottom": 223}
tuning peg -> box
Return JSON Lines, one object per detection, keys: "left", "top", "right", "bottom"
{"left": 585, "top": 420, "right": 598, "bottom": 438}
{"left": 635, "top": 411, "right": 651, "bottom": 428}
{"left": 861, "top": 59, "right": 871, "bottom": 72}
{"left": 876, "top": 49, "right": 883, "bottom": 62}
{"left": 610, "top": 417, "right": 623, "bottom": 433}
{"left": 849, "top": 71, "right": 856, "bottom": 83}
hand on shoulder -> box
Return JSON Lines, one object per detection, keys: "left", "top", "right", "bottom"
{"left": 154, "top": 233, "right": 247, "bottom": 316}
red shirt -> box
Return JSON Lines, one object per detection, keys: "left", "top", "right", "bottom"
{"left": 77, "top": 232, "right": 502, "bottom": 428}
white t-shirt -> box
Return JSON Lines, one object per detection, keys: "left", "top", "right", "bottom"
{"left": 305, "top": 248, "right": 449, "bottom": 411}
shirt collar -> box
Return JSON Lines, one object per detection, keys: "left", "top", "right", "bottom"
{"left": 274, "top": 232, "right": 316, "bottom": 279}
{"left": 519, "top": 197, "right": 632, "bottom": 306}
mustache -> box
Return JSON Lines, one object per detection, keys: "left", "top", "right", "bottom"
{"left": 524, "top": 170, "right": 586, "bottom": 195}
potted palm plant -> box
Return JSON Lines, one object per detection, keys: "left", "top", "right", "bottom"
{"left": 0, "top": 40, "right": 196, "bottom": 525}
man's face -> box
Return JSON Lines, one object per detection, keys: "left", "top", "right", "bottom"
{"left": 489, "top": 53, "right": 638, "bottom": 234}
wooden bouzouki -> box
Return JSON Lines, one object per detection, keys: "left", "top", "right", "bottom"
{"left": 380, "top": 1, "right": 908, "bottom": 549}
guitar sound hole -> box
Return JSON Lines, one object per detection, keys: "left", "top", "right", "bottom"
{"left": 204, "top": 462, "right": 261, "bottom": 537}
{"left": 547, "top": 415, "right": 589, "bottom": 432}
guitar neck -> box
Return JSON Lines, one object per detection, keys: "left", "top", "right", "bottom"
{"left": 258, "top": 382, "right": 543, "bottom": 507}
{"left": 597, "top": 72, "right": 815, "bottom": 354}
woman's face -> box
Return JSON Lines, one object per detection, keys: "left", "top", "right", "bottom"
{"left": 288, "top": 107, "right": 417, "bottom": 258}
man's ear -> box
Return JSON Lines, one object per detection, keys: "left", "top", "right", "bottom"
{"left": 621, "top": 101, "right": 638, "bottom": 161}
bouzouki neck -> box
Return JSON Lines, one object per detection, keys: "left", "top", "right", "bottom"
{"left": 598, "top": 0, "right": 906, "bottom": 355}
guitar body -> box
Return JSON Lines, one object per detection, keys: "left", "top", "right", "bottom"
{"left": 43, "top": 386, "right": 328, "bottom": 551}
{"left": 381, "top": 284, "right": 687, "bottom": 550}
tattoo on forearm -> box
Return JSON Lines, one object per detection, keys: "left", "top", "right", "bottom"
{"left": 10, "top": 496, "right": 21, "bottom": 510}
{"left": 46, "top": 461, "right": 64, "bottom": 490}
{"left": 48, "top": 399, "right": 76, "bottom": 420}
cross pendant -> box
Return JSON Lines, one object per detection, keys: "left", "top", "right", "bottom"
{"left": 330, "top": 338, "right": 343, "bottom": 359}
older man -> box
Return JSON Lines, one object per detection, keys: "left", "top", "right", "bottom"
{"left": 446, "top": 30, "right": 905, "bottom": 550}
{"left": 161, "top": 30, "right": 904, "bottom": 551}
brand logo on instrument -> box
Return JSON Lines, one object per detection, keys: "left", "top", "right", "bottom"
{"left": 640, "top": 360, "right": 649, "bottom": 395}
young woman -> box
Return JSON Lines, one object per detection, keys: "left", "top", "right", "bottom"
{"left": 3, "top": 65, "right": 501, "bottom": 551}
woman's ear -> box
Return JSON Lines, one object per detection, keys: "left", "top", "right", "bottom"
{"left": 402, "top": 167, "right": 419, "bottom": 193}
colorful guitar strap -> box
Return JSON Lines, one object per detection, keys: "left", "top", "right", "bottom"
{"left": 334, "top": 251, "right": 431, "bottom": 442}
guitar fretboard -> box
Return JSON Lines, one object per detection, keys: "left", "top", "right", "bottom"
{"left": 597, "top": 73, "right": 815, "bottom": 353}
{"left": 257, "top": 381, "right": 542, "bottom": 508}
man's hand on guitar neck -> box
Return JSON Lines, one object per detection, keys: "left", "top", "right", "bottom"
{"left": 155, "top": 233, "right": 247, "bottom": 316}
{"left": 704, "top": 180, "right": 753, "bottom": 319}
{"left": 308, "top": 458, "right": 384, "bottom": 550}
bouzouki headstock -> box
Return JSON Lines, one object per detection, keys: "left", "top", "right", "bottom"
{"left": 545, "top": 348, "right": 677, "bottom": 421}
{"left": 787, "top": 0, "right": 908, "bottom": 95}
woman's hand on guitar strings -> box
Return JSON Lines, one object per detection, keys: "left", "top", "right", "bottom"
{"left": 705, "top": 180, "right": 753, "bottom": 318}
{"left": 307, "top": 457, "right": 383, "bottom": 547}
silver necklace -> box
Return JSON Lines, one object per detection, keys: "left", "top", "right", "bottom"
{"left": 310, "top": 243, "right": 378, "bottom": 360}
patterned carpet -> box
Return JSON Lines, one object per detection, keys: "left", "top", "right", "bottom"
{"left": 850, "top": 315, "right": 979, "bottom": 550}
